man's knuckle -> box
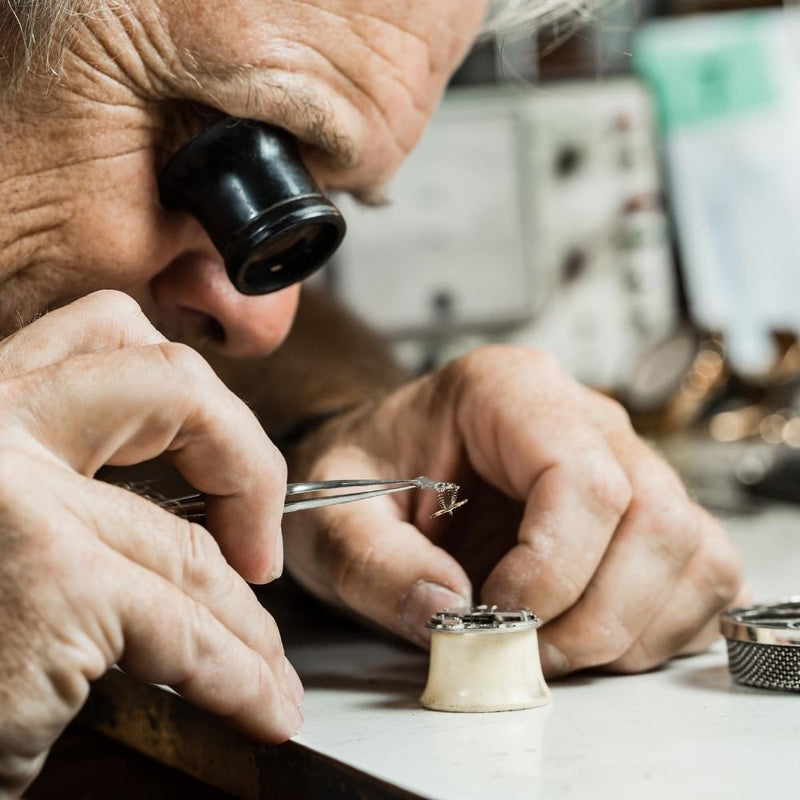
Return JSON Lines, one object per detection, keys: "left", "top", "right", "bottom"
{"left": 264, "top": 445, "right": 287, "bottom": 484}
{"left": 647, "top": 496, "right": 702, "bottom": 556}
{"left": 695, "top": 537, "right": 745, "bottom": 606}
{"left": 679, "top": 620, "right": 721, "bottom": 656}
{"left": 515, "top": 539, "right": 586, "bottom": 613}
{"left": 0, "top": 374, "right": 31, "bottom": 417}
{"left": 505, "top": 346, "right": 563, "bottom": 377}
{"left": 546, "top": 572, "right": 586, "bottom": 617}
{"left": 566, "top": 632, "right": 631, "bottom": 672}
{"left": 184, "top": 601, "right": 219, "bottom": 665}
{"left": 580, "top": 457, "right": 632, "bottom": 517}
{"left": 154, "top": 341, "right": 211, "bottom": 380}
{"left": 589, "top": 613, "right": 637, "bottom": 666}
{"left": 93, "top": 291, "right": 163, "bottom": 343}
{"left": 611, "top": 640, "right": 660, "bottom": 674}
{"left": 257, "top": 610, "right": 284, "bottom": 660}
{"left": 554, "top": 604, "right": 638, "bottom": 671}
{"left": 85, "top": 289, "right": 143, "bottom": 318}
{"left": 180, "top": 522, "right": 227, "bottom": 594}
{"left": 521, "top": 347, "right": 563, "bottom": 376}
{"left": 457, "top": 345, "right": 563, "bottom": 380}
{"left": 456, "top": 343, "right": 502, "bottom": 371}
{"left": 593, "top": 393, "right": 633, "bottom": 431}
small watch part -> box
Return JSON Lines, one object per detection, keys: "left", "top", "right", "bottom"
{"left": 721, "top": 598, "right": 800, "bottom": 692}
{"left": 429, "top": 483, "right": 469, "bottom": 518}
{"left": 420, "top": 605, "right": 551, "bottom": 713}
{"left": 426, "top": 606, "right": 542, "bottom": 632}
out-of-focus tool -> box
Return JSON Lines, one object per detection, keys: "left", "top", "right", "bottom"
{"left": 160, "top": 476, "right": 468, "bottom": 519}
{"left": 721, "top": 599, "right": 800, "bottom": 692}
{"left": 420, "top": 605, "right": 550, "bottom": 713}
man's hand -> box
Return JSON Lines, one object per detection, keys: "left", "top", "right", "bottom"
{"left": 283, "top": 345, "right": 748, "bottom": 675}
{"left": 0, "top": 291, "right": 302, "bottom": 798}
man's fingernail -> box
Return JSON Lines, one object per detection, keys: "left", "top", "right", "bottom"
{"left": 398, "top": 580, "right": 471, "bottom": 648}
{"left": 284, "top": 657, "right": 304, "bottom": 705}
{"left": 540, "top": 642, "right": 569, "bottom": 676}
{"left": 282, "top": 692, "right": 304, "bottom": 734}
{"left": 268, "top": 533, "right": 285, "bottom": 581}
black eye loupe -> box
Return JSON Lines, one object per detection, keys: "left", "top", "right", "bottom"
{"left": 158, "top": 117, "right": 346, "bottom": 295}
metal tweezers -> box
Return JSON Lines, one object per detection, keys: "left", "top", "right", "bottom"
{"left": 160, "top": 476, "right": 468, "bottom": 521}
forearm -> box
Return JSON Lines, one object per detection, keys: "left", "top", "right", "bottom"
{"left": 206, "top": 286, "right": 408, "bottom": 438}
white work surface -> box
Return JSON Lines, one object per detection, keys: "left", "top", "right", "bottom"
{"left": 283, "top": 506, "right": 800, "bottom": 800}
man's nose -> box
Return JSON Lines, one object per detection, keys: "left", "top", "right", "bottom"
{"left": 151, "top": 251, "right": 301, "bottom": 357}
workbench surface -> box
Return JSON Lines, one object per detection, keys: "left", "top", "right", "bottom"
{"left": 82, "top": 505, "right": 800, "bottom": 800}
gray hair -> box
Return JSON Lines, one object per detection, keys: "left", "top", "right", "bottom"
{"left": 0, "top": 0, "right": 85, "bottom": 97}
{"left": 0, "top": 0, "right": 582, "bottom": 98}
{"left": 484, "top": 0, "right": 594, "bottom": 34}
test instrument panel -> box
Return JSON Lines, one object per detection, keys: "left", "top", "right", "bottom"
{"left": 332, "top": 79, "right": 678, "bottom": 393}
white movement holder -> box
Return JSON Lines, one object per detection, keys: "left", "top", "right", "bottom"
{"left": 420, "top": 606, "right": 551, "bottom": 713}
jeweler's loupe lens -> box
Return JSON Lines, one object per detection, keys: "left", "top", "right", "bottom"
{"left": 159, "top": 117, "right": 346, "bottom": 295}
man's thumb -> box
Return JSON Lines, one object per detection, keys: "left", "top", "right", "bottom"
{"left": 397, "top": 577, "right": 472, "bottom": 647}
{"left": 298, "top": 498, "right": 472, "bottom": 648}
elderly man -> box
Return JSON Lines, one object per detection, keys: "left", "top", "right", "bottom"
{"left": 0, "top": 0, "right": 746, "bottom": 794}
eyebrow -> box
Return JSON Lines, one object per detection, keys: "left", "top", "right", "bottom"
{"left": 194, "top": 60, "right": 364, "bottom": 171}
{"left": 245, "top": 71, "right": 361, "bottom": 170}
{"left": 296, "top": 95, "right": 360, "bottom": 170}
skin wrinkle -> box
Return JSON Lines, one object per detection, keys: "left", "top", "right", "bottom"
{"left": 41, "top": 91, "right": 146, "bottom": 115}
{"left": 104, "top": 3, "right": 178, "bottom": 96}
{"left": 299, "top": 7, "right": 431, "bottom": 117}
{"left": 0, "top": 186, "right": 71, "bottom": 221}
{"left": 318, "top": 26, "right": 423, "bottom": 120}
{"left": 448, "top": 354, "right": 554, "bottom": 499}
{"left": 335, "top": 538, "right": 378, "bottom": 608}
{"left": 333, "top": 32, "right": 429, "bottom": 127}
{"left": 279, "top": 40, "right": 415, "bottom": 163}
{"left": 684, "top": 537, "right": 740, "bottom": 603}
{"left": 78, "top": 14, "right": 150, "bottom": 95}
{"left": 0, "top": 222, "right": 66, "bottom": 257}
{"left": 518, "top": 525, "right": 581, "bottom": 593}
{"left": 0, "top": 228, "right": 72, "bottom": 294}
{"left": 43, "top": 523, "right": 118, "bottom": 677}
{"left": 170, "top": 48, "right": 360, "bottom": 170}
{"left": 524, "top": 509, "right": 557, "bottom": 559}
{"left": 257, "top": 62, "right": 355, "bottom": 165}
{"left": 636, "top": 502, "right": 699, "bottom": 569}
{"left": 151, "top": 21, "right": 232, "bottom": 105}
{"left": 67, "top": 9, "right": 191, "bottom": 113}
{"left": 466, "top": 391, "right": 522, "bottom": 498}
{"left": 349, "top": 13, "right": 435, "bottom": 81}
{"left": 0, "top": 0, "right": 543, "bottom": 104}
{"left": 7, "top": 142, "right": 153, "bottom": 181}
{"left": 291, "top": 0, "right": 441, "bottom": 76}
{"left": 146, "top": 4, "right": 463, "bottom": 181}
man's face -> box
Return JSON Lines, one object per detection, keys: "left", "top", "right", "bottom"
{"left": 0, "top": 0, "right": 489, "bottom": 355}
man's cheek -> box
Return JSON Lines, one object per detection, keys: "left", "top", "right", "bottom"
{"left": 62, "top": 157, "right": 183, "bottom": 285}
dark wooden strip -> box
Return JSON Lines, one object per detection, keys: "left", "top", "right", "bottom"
{"left": 78, "top": 670, "right": 424, "bottom": 800}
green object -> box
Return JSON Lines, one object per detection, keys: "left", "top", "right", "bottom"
{"left": 634, "top": 12, "right": 778, "bottom": 129}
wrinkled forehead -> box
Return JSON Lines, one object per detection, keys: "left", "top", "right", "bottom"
{"left": 161, "top": 0, "right": 490, "bottom": 66}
